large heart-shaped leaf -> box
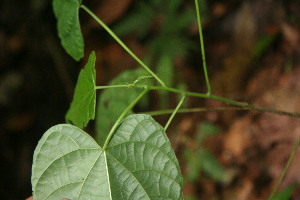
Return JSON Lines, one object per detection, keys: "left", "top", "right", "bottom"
{"left": 66, "top": 51, "right": 96, "bottom": 128}
{"left": 96, "top": 68, "right": 151, "bottom": 146}
{"left": 53, "top": 0, "right": 84, "bottom": 61}
{"left": 32, "top": 114, "right": 183, "bottom": 200}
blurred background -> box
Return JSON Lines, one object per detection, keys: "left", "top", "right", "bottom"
{"left": 1, "top": 0, "right": 300, "bottom": 199}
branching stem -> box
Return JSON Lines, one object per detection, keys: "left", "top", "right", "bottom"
{"left": 164, "top": 95, "right": 186, "bottom": 131}
{"left": 268, "top": 139, "right": 300, "bottom": 200}
{"left": 102, "top": 89, "right": 149, "bottom": 150}
{"left": 95, "top": 84, "right": 300, "bottom": 118}
{"left": 144, "top": 107, "right": 252, "bottom": 116}
{"left": 194, "top": 0, "right": 211, "bottom": 95}
{"left": 81, "top": 5, "right": 166, "bottom": 88}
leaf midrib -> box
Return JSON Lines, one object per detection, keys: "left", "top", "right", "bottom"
{"left": 105, "top": 151, "right": 151, "bottom": 200}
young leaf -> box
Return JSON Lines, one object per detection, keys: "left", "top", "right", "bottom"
{"left": 96, "top": 68, "right": 150, "bottom": 146}
{"left": 199, "top": 149, "right": 225, "bottom": 182}
{"left": 53, "top": 0, "right": 84, "bottom": 61}
{"left": 32, "top": 114, "right": 183, "bottom": 200}
{"left": 66, "top": 51, "right": 96, "bottom": 128}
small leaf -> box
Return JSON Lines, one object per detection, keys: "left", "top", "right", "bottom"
{"left": 156, "top": 55, "right": 173, "bottom": 109}
{"left": 113, "top": 2, "right": 154, "bottom": 38}
{"left": 53, "top": 0, "right": 84, "bottom": 61}
{"left": 196, "top": 122, "right": 221, "bottom": 143}
{"left": 96, "top": 68, "right": 150, "bottom": 146}
{"left": 32, "top": 114, "right": 183, "bottom": 200}
{"left": 66, "top": 52, "right": 96, "bottom": 128}
{"left": 199, "top": 149, "right": 225, "bottom": 182}
{"left": 270, "top": 184, "right": 296, "bottom": 200}
{"left": 183, "top": 149, "right": 202, "bottom": 182}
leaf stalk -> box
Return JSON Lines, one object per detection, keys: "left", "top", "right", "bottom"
{"left": 194, "top": 0, "right": 211, "bottom": 95}
{"left": 102, "top": 89, "right": 149, "bottom": 150}
{"left": 164, "top": 95, "right": 186, "bottom": 131}
{"left": 81, "top": 5, "right": 166, "bottom": 88}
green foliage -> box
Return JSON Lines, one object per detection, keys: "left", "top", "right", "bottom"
{"left": 112, "top": 1, "right": 154, "bottom": 38}
{"left": 32, "top": 114, "right": 183, "bottom": 200}
{"left": 185, "top": 195, "right": 198, "bottom": 200}
{"left": 96, "top": 69, "right": 151, "bottom": 146}
{"left": 184, "top": 148, "right": 225, "bottom": 183}
{"left": 114, "top": 0, "right": 195, "bottom": 101}
{"left": 196, "top": 122, "right": 221, "bottom": 143}
{"left": 184, "top": 122, "right": 225, "bottom": 182}
{"left": 66, "top": 52, "right": 96, "bottom": 128}
{"left": 183, "top": 149, "right": 202, "bottom": 182}
{"left": 253, "top": 33, "right": 278, "bottom": 61}
{"left": 270, "top": 184, "right": 296, "bottom": 200}
{"left": 198, "top": 149, "right": 225, "bottom": 182}
{"left": 30, "top": 0, "right": 299, "bottom": 199}
{"left": 156, "top": 56, "right": 173, "bottom": 109}
{"left": 53, "top": 0, "right": 84, "bottom": 61}
{"left": 114, "top": 0, "right": 195, "bottom": 109}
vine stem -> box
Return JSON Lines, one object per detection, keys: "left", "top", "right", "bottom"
{"left": 81, "top": 5, "right": 166, "bottom": 88}
{"left": 96, "top": 84, "right": 245, "bottom": 105}
{"left": 144, "top": 106, "right": 253, "bottom": 116}
{"left": 95, "top": 85, "right": 130, "bottom": 90}
{"left": 144, "top": 106, "right": 300, "bottom": 118}
{"left": 164, "top": 95, "right": 186, "bottom": 131}
{"left": 102, "top": 89, "right": 149, "bottom": 150}
{"left": 194, "top": 0, "right": 211, "bottom": 95}
{"left": 268, "top": 139, "right": 300, "bottom": 200}
{"left": 95, "top": 84, "right": 300, "bottom": 118}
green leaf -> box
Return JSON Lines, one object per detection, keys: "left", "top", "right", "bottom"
{"left": 96, "top": 68, "right": 150, "bottom": 146}
{"left": 113, "top": 2, "right": 154, "bottom": 38}
{"left": 53, "top": 0, "right": 84, "bottom": 61}
{"left": 66, "top": 52, "right": 96, "bottom": 128}
{"left": 199, "top": 149, "right": 225, "bottom": 182}
{"left": 183, "top": 149, "right": 202, "bottom": 182}
{"left": 157, "top": 55, "right": 173, "bottom": 88}
{"left": 32, "top": 114, "right": 183, "bottom": 200}
{"left": 253, "top": 34, "right": 278, "bottom": 61}
{"left": 156, "top": 55, "right": 173, "bottom": 109}
{"left": 168, "top": 0, "right": 183, "bottom": 13}
{"left": 270, "top": 184, "right": 296, "bottom": 200}
{"left": 196, "top": 122, "right": 221, "bottom": 143}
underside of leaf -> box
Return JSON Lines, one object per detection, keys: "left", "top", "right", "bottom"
{"left": 32, "top": 114, "right": 183, "bottom": 200}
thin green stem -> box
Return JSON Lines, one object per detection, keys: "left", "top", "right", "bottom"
{"left": 144, "top": 106, "right": 252, "bottom": 116}
{"left": 268, "top": 139, "right": 300, "bottom": 200}
{"left": 144, "top": 106, "right": 300, "bottom": 118}
{"left": 102, "top": 89, "right": 149, "bottom": 150}
{"left": 194, "top": 0, "right": 211, "bottom": 95}
{"left": 95, "top": 85, "right": 129, "bottom": 90}
{"left": 164, "top": 95, "right": 186, "bottom": 131}
{"left": 94, "top": 83, "right": 300, "bottom": 118}
{"left": 81, "top": 5, "right": 166, "bottom": 88}
{"left": 148, "top": 86, "right": 246, "bottom": 106}
{"left": 95, "top": 84, "right": 240, "bottom": 105}
{"left": 243, "top": 105, "right": 300, "bottom": 118}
